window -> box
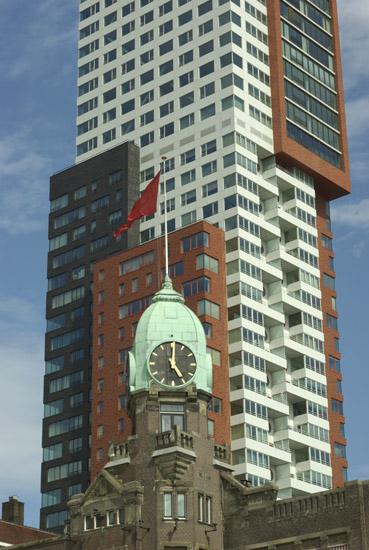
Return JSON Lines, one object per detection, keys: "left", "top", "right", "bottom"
{"left": 159, "top": 20, "right": 173, "bottom": 35}
{"left": 182, "top": 231, "right": 209, "bottom": 251}
{"left": 202, "top": 181, "right": 217, "bottom": 197}
{"left": 121, "top": 119, "right": 135, "bottom": 135}
{"left": 329, "top": 356, "right": 341, "bottom": 372}
{"left": 160, "top": 403, "right": 185, "bottom": 432}
{"left": 141, "top": 10, "right": 154, "bottom": 25}
{"left": 199, "top": 19, "right": 213, "bottom": 36}
{"left": 122, "top": 1, "right": 135, "bottom": 16}
{"left": 140, "top": 110, "right": 154, "bottom": 126}
{"left": 104, "top": 49, "right": 117, "bottom": 64}
{"left": 179, "top": 91, "right": 194, "bottom": 108}
{"left": 198, "top": 494, "right": 212, "bottom": 524}
{"left": 50, "top": 194, "right": 68, "bottom": 213}
{"left": 179, "top": 50, "right": 193, "bottom": 66}
{"left": 163, "top": 492, "right": 186, "bottom": 519}
{"left": 323, "top": 273, "right": 335, "bottom": 290}
{"left": 141, "top": 131, "right": 154, "bottom": 147}
{"left": 180, "top": 113, "right": 194, "bottom": 129}
{"left": 180, "top": 148, "right": 195, "bottom": 165}
{"left": 46, "top": 510, "right": 69, "bottom": 529}
{"left": 178, "top": 10, "right": 192, "bottom": 25}
{"left": 160, "top": 80, "right": 174, "bottom": 96}
{"left": 140, "top": 49, "right": 153, "bottom": 64}
{"left": 197, "top": 254, "right": 218, "bottom": 273}
{"left": 50, "top": 329, "right": 85, "bottom": 351}
{"left": 197, "top": 299, "right": 219, "bottom": 319}
{"left": 160, "top": 60, "right": 173, "bottom": 75}
{"left": 181, "top": 189, "right": 196, "bottom": 206}
{"left": 160, "top": 198, "right": 175, "bottom": 214}
{"left": 160, "top": 122, "right": 174, "bottom": 138}
{"left": 122, "top": 59, "right": 135, "bottom": 74}
{"left": 203, "top": 201, "right": 218, "bottom": 218}
{"left": 41, "top": 489, "right": 62, "bottom": 508}
{"left": 200, "top": 103, "right": 215, "bottom": 119}
{"left": 179, "top": 70, "right": 193, "bottom": 87}
{"left": 122, "top": 20, "right": 135, "bottom": 34}
{"left": 47, "top": 461, "right": 82, "bottom": 482}
{"left": 160, "top": 101, "right": 174, "bottom": 117}
{"left": 44, "top": 399, "right": 64, "bottom": 418}
{"left": 199, "top": 40, "right": 214, "bottom": 58}
{"left": 181, "top": 169, "right": 196, "bottom": 185}
{"left": 222, "top": 94, "right": 244, "bottom": 111}
{"left": 183, "top": 277, "right": 210, "bottom": 297}
{"left": 160, "top": 39, "right": 173, "bottom": 55}
{"left": 181, "top": 210, "right": 197, "bottom": 226}
{"left": 208, "top": 397, "right": 222, "bottom": 413}
{"left": 103, "top": 88, "right": 116, "bottom": 103}
{"left": 141, "top": 29, "right": 153, "bottom": 45}
{"left": 179, "top": 30, "right": 193, "bottom": 46}
{"left": 104, "top": 30, "right": 117, "bottom": 45}
{"left": 332, "top": 398, "right": 344, "bottom": 415}
{"left": 43, "top": 443, "right": 63, "bottom": 462}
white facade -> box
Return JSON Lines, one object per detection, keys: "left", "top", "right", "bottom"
{"left": 76, "top": 0, "right": 332, "bottom": 496}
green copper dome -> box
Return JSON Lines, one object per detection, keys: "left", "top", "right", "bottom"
{"left": 129, "top": 276, "right": 212, "bottom": 394}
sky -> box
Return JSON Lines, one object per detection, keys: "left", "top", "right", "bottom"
{"left": 0, "top": 0, "right": 368, "bottom": 529}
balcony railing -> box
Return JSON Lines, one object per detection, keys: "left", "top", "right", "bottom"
{"left": 214, "top": 444, "right": 229, "bottom": 463}
{"left": 155, "top": 425, "right": 194, "bottom": 451}
{"left": 107, "top": 442, "right": 130, "bottom": 461}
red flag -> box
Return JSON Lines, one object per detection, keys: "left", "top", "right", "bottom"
{"left": 114, "top": 170, "right": 160, "bottom": 238}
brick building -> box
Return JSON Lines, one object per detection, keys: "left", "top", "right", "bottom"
{"left": 9, "top": 279, "right": 366, "bottom": 549}
{"left": 0, "top": 498, "right": 56, "bottom": 548}
{"left": 90, "top": 220, "right": 230, "bottom": 479}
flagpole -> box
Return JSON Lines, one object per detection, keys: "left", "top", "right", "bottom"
{"left": 161, "top": 156, "right": 169, "bottom": 278}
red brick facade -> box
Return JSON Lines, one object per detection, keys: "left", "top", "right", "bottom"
{"left": 316, "top": 193, "right": 347, "bottom": 486}
{"left": 267, "top": 0, "right": 350, "bottom": 200}
{"left": 90, "top": 221, "right": 230, "bottom": 479}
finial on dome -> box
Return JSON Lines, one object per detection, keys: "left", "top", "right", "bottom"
{"left": 163, "top": 274, "right": 173, "bottom": 289}
{"left": 152, "top": 275, "right": 184, "bottom": 303}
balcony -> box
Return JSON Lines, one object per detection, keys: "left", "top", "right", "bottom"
{"left": 152, "top": 426, "right": 197, "bottom": 480}
{"left": 155, "top": 426, "right": 194, "bottom": 451}
{"left": 105, "top": 442, "right": 130, "bottom": 469}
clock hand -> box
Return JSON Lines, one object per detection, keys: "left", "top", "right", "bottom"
{"left": 171, "top": 341, "right": 175, "bottom": 365}
{"left": 169, "top": 357, "right": 183, "bottom": 378}
{"left": 169, "top": 344, "right": 183, "bottom": 378}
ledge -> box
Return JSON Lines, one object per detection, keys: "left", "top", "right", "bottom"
{"left": 152, "top": 446, "right": 197, "bottom": 459}
{"left": 104, "top": 456, "right": 131, "bottom": 469}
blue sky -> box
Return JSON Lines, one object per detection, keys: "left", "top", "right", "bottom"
{"left": 0, "top": 0, "right": 368, "bottom": 529}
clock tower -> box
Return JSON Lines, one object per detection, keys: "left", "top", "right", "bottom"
{"left": 66, "top": 276, "right": 232, "bottom": 549}
{"left": 128, "top": 274, "right": 212, "bottom": 395}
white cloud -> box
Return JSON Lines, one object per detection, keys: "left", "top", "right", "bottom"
{"left": 0, "top": 297, "right": 44, "bottom": 527}
{"left": 338, "top": 0, "right": 369, "bottom": 94}
{"left": 0, "top": 130, "right": 51, "bottom": 235}
{"left": 331, "top": 199, "right": 369, "bottom": 228}
{"left": 0, "top": 0, "right": 76, "bottom": 82}
{"left": 337, "top": 1, "right": 369, "bottom": 186}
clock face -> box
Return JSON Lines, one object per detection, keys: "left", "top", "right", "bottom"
{"left": 148, "top": 341, "right": 197, "bottom": 387}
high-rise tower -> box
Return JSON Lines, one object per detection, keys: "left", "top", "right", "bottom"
{"left": 41, "top": 143, "right": 140, "bottom": 531}
{"left": 71, "top": 0, "right": 349, "bottom": 513}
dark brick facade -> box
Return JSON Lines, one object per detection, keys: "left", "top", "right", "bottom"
{"left": 41, "top": 142, "right": 140, "bottom": 531}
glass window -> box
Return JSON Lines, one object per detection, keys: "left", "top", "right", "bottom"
{"left": 160, "top": 402, "right": 185, "bottom": 432}
{"left": 200, "top": 103, "right": 215, "bottom": 119}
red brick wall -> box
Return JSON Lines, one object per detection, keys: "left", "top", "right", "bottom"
{"left": 90, "top": 221, "right": 230, "bottom": 479}
{"left": 267, "top": 0, "right": 350, "bottom": 200}
{"left": 316, "top": 193, "right": 348, "bottom": 487}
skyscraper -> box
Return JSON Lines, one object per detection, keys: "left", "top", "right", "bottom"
{"left": 41, "top": 143, "right": 140, "bottom": 530}
{"left": 71, "top": 0, "right": 348, "bottom": 513}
